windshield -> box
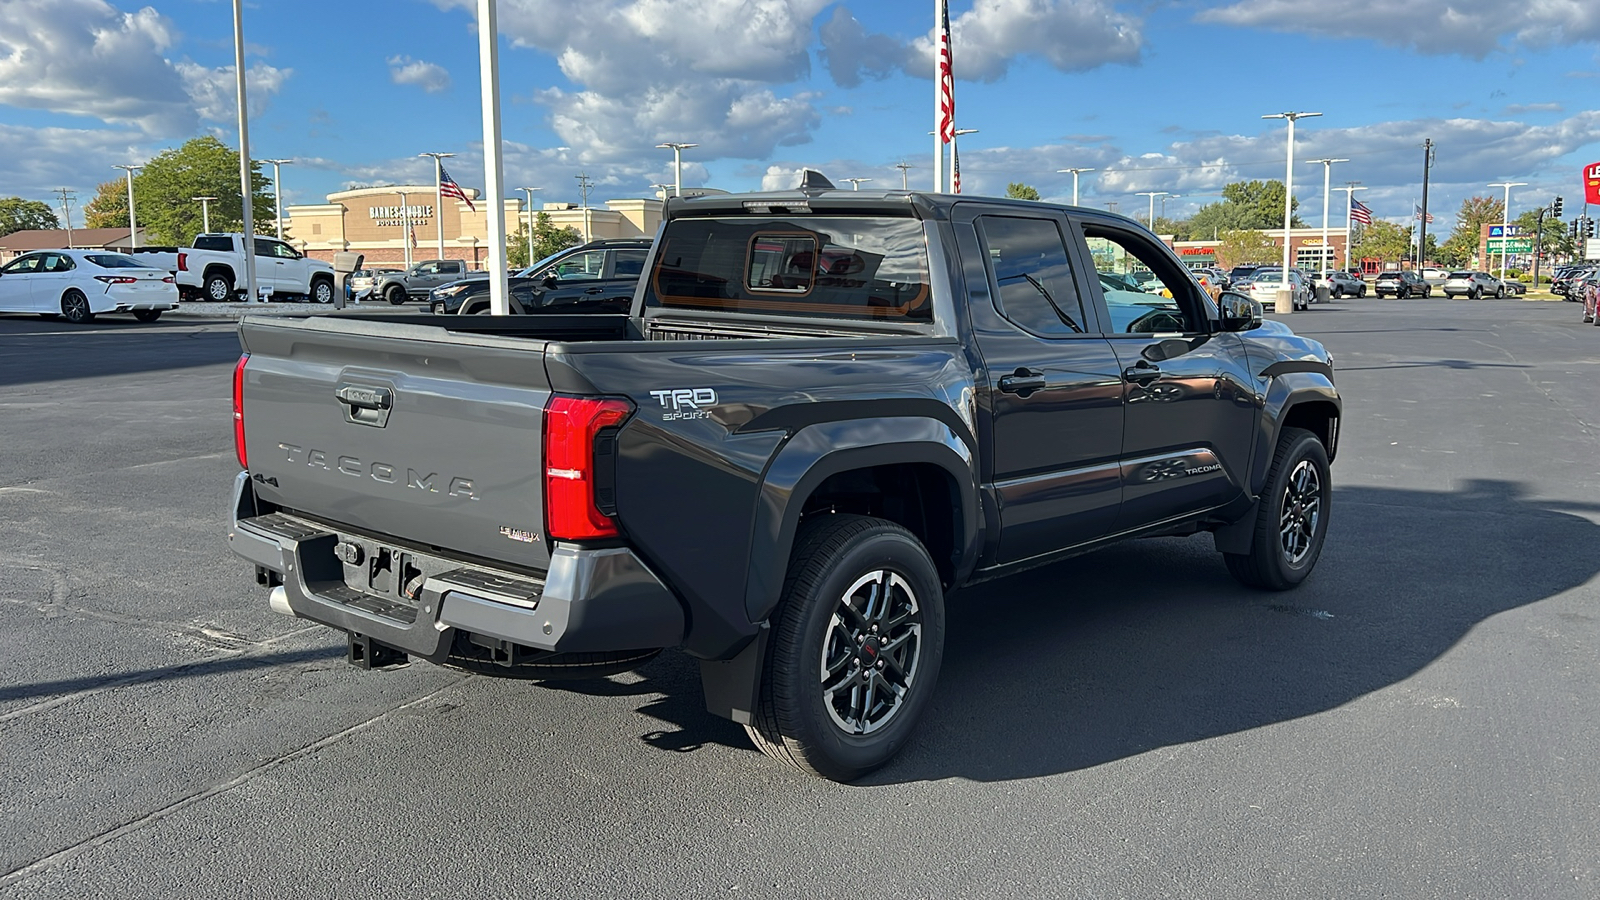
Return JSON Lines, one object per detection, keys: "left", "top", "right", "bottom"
{"left": 1448, "top": 272, "right": 1472, "bottom": 279}
{"left": 644, "top": 216, "right": 932, "bottom": 323}
{"left": 84, "top": 254, "right": 148, "bottom": 268}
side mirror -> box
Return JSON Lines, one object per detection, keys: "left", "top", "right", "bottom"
{"left": 1218, "top": 291, "right": 1262, "bottom": 332}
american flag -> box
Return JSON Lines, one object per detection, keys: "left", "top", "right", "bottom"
{"left": 440, "top": 166, "right": 475, "bottom": 211}
{"left": 1350, "top": 196, "right": 1373, "bottom": 225}
{"left": 953, "top": 145, "right": 962, "bottom": 193}
{"left": 937, "top": 1, "right": 954, "bottom": 144}
{"left": 408, "top": 219, "right": 417, "bottom": 250}
{"left": 1413, "top": 203, "right": 1434, "bottom": 223}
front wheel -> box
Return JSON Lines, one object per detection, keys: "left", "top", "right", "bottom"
{"left": 60, "top": 290, "right": 95, "bottom": 324}
{"left": 746, "top": 514, "right": 945, "bottom": 782}
{"left": 386, "top": 286, "right": 408, "bottom": 305}
{"left": 132, "top": 309, "right": 161, "bottom": 323}
{"left": 1223, "top": 427, "right": 1331, "bottom": 591}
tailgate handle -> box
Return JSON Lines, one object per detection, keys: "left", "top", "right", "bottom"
{"left": 335, "top": 384, "right": 393, "bottom": 427}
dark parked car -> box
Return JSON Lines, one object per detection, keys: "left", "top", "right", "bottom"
{"left": 229, "top": 183, "right": 1340, "bottom": 781}
{"left": 1374, "top": 270, "right": 1430, "bottom": 298}
{"left": 428, "top": 239, "right": 651, "bottom": 315}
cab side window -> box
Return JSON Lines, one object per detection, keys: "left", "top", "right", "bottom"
{"left": 3, "top": 255, "right": 42, "bottom": 274}
{"left": 553, "top": 250, "right": 605, "bottom": 281}
{"left": 41, "top": 254, "right": 75, "bottom": 273}
{"left": 1083, "top": 227, "right": 1205, "bottom": 334}
{"left": 977, "top": 215, "right": 1086, "bottom": 337}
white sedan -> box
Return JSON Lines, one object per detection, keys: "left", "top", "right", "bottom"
{"left": 0, "top": 249, "right": 179, "bottom": 324}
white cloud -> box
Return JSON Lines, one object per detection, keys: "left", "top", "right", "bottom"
{"left": 0, "top": 0, "right": 289, "bottom": 136}
{"left": 822, "top": 0, "right": 1142, "bottom": 87}
{"left": 1198, "top": 0, "right": 1600, "bottom": 57}
{"left": 0, "top": 123, "right": 152, "bottom": 199}
{"left": 388, "top": 56, "right": 452, "bottom": 93}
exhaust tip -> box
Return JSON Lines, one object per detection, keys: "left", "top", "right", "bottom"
{"left": 268, "top": 586, "right": 295, "bottom": 617}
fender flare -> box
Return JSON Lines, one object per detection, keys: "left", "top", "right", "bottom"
{"left": 1251, "top": 373, "right": 1341, "bottom": 496}
{"left": 741, "top": 416, "right": 981, "bottom": 625}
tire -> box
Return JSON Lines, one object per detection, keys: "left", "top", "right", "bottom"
{"left": 1496, "top": 285, "right": 1505, "bottom": 299}
{"left": 204, "top": 272, "right": 234, "bottom": 302}
{"left": 386, "top": 285, "right": 409, "bottom": 305}
{"left": 60, "top": 290, "right": 95, "bottom": 324}
{"left": 1359, "top": 286, "right": 1367, "bottom": 297}
{"left": 745, "top": 514, "right": 945, "bottom": 782}
{"left": 1331, "top": 286, "right": 1342, "bottom": 299}
{"left": 1470, "top": 287, "right": 1481, "bottom": 300}
{"left": 1223, "top": 427, "right": 1331, "bottom": 591}
{"left": 132, "top": 309, "right": 161, "bottom": 323}
{"left": 310, "top": 278, "right": 335, "bottom": 304}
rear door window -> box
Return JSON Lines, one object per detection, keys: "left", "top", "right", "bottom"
{"left": 645, "top": 216, "right": 932, "bottom": 322}
{"left": 194, "top": 235, "right": 232, "bottom": 252}
{"left": 977, "top": 215, "right": 1085, "bottom": 336}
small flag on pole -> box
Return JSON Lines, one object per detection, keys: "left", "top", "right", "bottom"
{"left": 408, "top": 220, "right": 418, "bottom": 250}
{"left": 440, "top": 166, "right": 475, "bottom": 212}
{"left": 1350, "top": 197, "right": 1373, "bottom": 225}
{"left": 1413, "top": 203, "right": 1434, "bottom": 223}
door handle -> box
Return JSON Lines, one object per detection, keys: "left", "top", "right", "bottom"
{"left": 1123, "top": 361, "right": 1161, "bottom": 385}
{"left": 998, "top": 368, "right": 1047, "bottom": 395}
{"left": 584, "top": 287, "right": 605, "bottom": 294}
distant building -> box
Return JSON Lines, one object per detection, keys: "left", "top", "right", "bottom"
{"left": 282, "top": 185, "right": 693, "bottom": 267}
{"left": 1165, "top": 227, "right": 1351, "bottom": 271}
{"left": 0, "top": 227, "right": 147, "bottom": 262}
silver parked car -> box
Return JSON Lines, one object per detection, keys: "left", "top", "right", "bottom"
{"left": 1442, "top": 271, "right": 1504, "bottom": 299}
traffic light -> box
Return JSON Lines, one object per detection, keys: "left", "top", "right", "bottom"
{"left": 1587, "top": 218, "right": 1596, "bottom": 239}
{"left": 1552, "top": 196, "right": 1563, "bottom": 218}
{"left": 1571, "top": 219, "right": 1582, "bottom": 238}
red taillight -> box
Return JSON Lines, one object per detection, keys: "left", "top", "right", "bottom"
{"left": 177, "top": 252, "right": 188, "bottom": 272}
{"left": 93, "top": 275, "right": 138, "bottom": 284}
{"left": 163, "top": 276, "right": 175, "bottom": 284}
{"left": 233, "top": 353, "right": 249, "bottom": 470}
{"left": 544, "top": 394, "right": 632, "bottom": 541}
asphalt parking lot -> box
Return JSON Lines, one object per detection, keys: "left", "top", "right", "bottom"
{"left": 1, "top": 299, "right": 1596, "bottom": 898}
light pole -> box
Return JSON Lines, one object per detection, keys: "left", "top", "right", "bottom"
{"left": 54, "top": 188, "right": 77, "bottom": 249}
{"left": 419, "top": 151, "right": 455, "bottom": 261}
{"left": 1335, "top": 183, "right": 1368, "bottom": 271}
{"left": 398, "top": 190, "right": 412, "bottom": 269}
{"left": 518, "top": 186, "right": 540, "bottom": 267}
{"left": 1263, "top": 111, "right": 1322, "bottom": 302}
{"left": 844, "top": 177, "right": 874, "bottom": 191}
{"left": 656, "top": 142, "right": 698, "bottom": 197}
{"left": 112, "top": 165, "right": 141, "bottom": 249}
{"left": 1488, "top": 180, "right": 1527, "bottom": 281}
{"left": 575, "top": 172, "right": 594, "bottom": 242}
{"left": 262, "top": 158, "right": 292, "bottom": 239}
{"left": 1057, "top": 168, "right": 1096, "bottom": 206}
{"left": 192, "top": 196, "right": 218, "bottom": 234}
{"left": 1307, "top": 158, "right": 1348, "bottom": 276}
{"left": 231, "top": 0, "right": 258, "bottom": 301}
{"left": 1136, "top": 191, "right": 1167, "bottom": 230}
{"left": 1161, "top": 194, "right": 1180, "bottom": 219}
{"left": 894, "top": 162, "right": 914, "bottom": 189}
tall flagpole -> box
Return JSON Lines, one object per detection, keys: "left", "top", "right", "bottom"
{"left": 932, "top": 0, "right": 943, "bottom": 192}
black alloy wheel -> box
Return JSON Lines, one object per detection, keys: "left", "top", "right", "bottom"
{"left": 747, "top": 514, "right": 945, "bottom": 781}
{"left": 132, "top": 309, "right": 162, "bottom": 322}
{"left": 60, "top": 290, "right": 95, "bottom": 324}
{"left": 386, "top": 285, "right": 408, "bottom": 305}
{"left": 205, "top": 273, "right": 233, "bottom": 302}
{"left": 1223, "top": 427, "right": 1331, "bottom": 590}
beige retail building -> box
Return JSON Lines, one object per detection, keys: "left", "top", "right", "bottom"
{"left": 283, "top": 185, "right": 673, "bottom": 267}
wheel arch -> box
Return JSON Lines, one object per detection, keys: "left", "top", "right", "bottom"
{"left": 1250, "top": 375, "right": 1341, "bottom": 496}
{"left": 201, "top": 263, "right": 235, "bottom": 286}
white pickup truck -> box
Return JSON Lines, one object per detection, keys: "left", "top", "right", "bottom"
{"left": 133, "top": 234, "right": 336, "bottom": 303}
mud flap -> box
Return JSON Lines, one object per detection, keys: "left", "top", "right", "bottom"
{"left": 698, "top": 624, "right": 769, "bottom": 725}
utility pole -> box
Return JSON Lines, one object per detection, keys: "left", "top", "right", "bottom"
{"left": 1419, "top": 139, "right": 1434, "bottom": 270}
{"left": 575, "top": 172, "right": 593, "bottom": 242}
{"left": 113, "top": 165, "right": 142, "bottom": 249}
{"left": 54, "top": 188, "right": 77, "bottom": 249}
{"left": 894, "top": 162, "right": 914, "bottom": 190}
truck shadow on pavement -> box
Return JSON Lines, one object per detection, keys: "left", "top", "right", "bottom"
{"left": 0, "top": 323, "right": 239, "bottom": 388}
{"left": 594, "top": 479, "right": 1598, "bottom": 782}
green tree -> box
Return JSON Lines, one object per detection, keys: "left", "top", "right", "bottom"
{"left": 134, "top": 136, "right": 275, "bottom": 245}
{"left": 1350, "top": 219, "right": 1413, "bottom": 264}
{"left": 1438, "top": 196, "right": 1503, "bottom": 269}
{"left": 1213, "top": 229, "right": 1278, "bottom": 269}
{"left": 506, "top": 211, "right": 581, "bottom": 269}
{"left": 83, "top": 180, "right": 129, "bottom": 229}
{"left": 1514, "top": 207, "right": 1577, "bottom": 275}
{"left": 1187, "top": 180, "right": 1305, "bottom": 238}
{"left": 1005, "top": 182, "right": 1041, "bottom": 201}
{"left": 0, "top": 197, "right": 60, "bottom": 237}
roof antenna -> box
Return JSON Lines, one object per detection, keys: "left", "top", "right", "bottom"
{"left": 796, "top": 168, "right": 835, "bottom": 191}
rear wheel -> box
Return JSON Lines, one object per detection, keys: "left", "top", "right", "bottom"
{"left": 1470, "top": 287, "right": 1481, "bottom": 300}
{"left": 1496, "top": 285, "right": 1505, "bottom": 299}
{"left": 746, "top": 514, "right": 945, "bottom": 782}
{"left": 132, "top": 309, "right": 161, "bottom": 323}
{"left": 1223, "top": 427, "right": 1331, "bottom": 591}
{"left": 60, "top": 290, "right": 94, "bottom": 324}
{"left": 204, "top": 272, "right": 233, "bottom": 302}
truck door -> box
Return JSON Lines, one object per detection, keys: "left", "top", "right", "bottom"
{"left": 954, "top": 204, "right": 1125, "bottom": 563}
{"left": 1075, "top": 219, "right": 1257, "bottom": 533}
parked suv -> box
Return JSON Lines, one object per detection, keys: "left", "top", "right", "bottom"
{"left": 1374, "top": 270, "right": 1430, "bottom": 298}
{"left": 1442, "top": 271, "right": 1503, "bottom": 299}
{"left": 1314, "top": 270, "right": 1366, "bottom": 298}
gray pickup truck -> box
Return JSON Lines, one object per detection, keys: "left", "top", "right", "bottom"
{"left": 372, "top": 259, "right": 472, "bottom": 304}
{"left": 229, "top": 179, "right": 1340, "bottom": 780}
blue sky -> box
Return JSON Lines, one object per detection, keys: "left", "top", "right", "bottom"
{"left": 3, "top": 0, "right": 1599, "bottom": 232}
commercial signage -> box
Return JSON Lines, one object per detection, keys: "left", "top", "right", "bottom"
{"left": 1585, "top": 162, "right": 1600, "bottom": 206}
{"left": 1177, "top": 247, "right": 1214, "bottom": 255}
{"left": 368, "top": 204, "right": 434, "bottom": 227}
{"left": 1486, "top": 237, "right": 1534, "bottom": 253}
{"left": 1587, "top": 238, "right": 1600, "bottom": 260}
{"left": 1487, "top": 225, "right": 1521, "bottom": 237}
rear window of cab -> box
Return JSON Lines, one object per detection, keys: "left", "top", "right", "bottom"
{"left": 643, "top": 216, "right": 933, "bottom": 323}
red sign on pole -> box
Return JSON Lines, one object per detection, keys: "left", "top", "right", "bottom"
{"left": 1585, "top": 162, "right": 1600, "bottom": 205}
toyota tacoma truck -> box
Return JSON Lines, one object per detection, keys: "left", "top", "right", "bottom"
{"left": 372, "top": 259, "right": 471, "bottom": 305}
{"left": 228, "top": 178, "right": 1340, "bottom": 781}
{"left": 134, "top": 234, "right": 336, "bottom": 303}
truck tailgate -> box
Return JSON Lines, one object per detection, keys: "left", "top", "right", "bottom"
{"left": 238, "top": 316, "right": 552, "bottom": 572}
